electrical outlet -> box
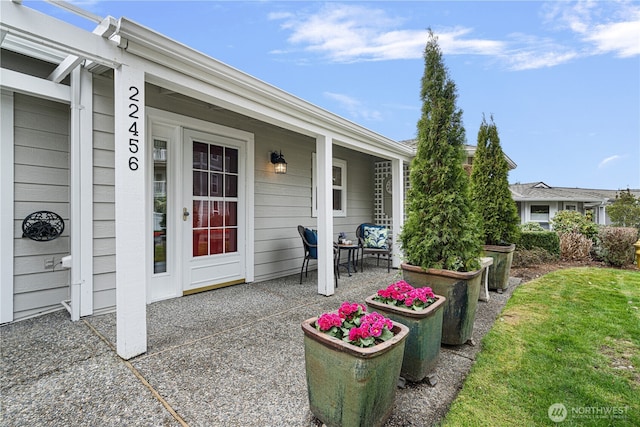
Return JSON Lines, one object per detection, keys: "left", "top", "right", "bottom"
{"left": 44, "top": 257, "right": 55, "bottom": 269}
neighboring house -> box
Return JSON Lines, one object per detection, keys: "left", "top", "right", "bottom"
{"left": 0, "top": 2, "right": 413, "bottom": 358}
{"left": 509, "top": 182, "right": 640, "bottom": 229}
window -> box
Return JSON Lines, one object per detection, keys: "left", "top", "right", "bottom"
{"left": 565, "top": 205, "right": 577, "bottom": 211}
{"left": 530, "top": 205, "right": 550, "bottom": 229}
{"left": 530, "top": 205, "right": 549, "bottom": 221}
{"left": 192, "top": 142, "right": 239, "bottom": 257}
{"left": 312, "top": 154, "right": 347, "bottom": 217}
{"left": 153, "top": 139, "right": 168, "bottom": 274}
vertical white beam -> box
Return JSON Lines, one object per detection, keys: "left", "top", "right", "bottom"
{"left": 0, "top": 91, "right": 15, "bottom": 323}
{"left": 391, "top": 158, "right": 404, "bottom": 268}
{"left": 79, "top": 67, "right": 94, "bottom": 316}
{"left": 69, "top": 67, "right": 82, "bottom": 321}
{"left": 316, "top": 134, "right": 334, "bottom": 296}
{"left": 114, "top": 64, "right": 147, "bottom": 359}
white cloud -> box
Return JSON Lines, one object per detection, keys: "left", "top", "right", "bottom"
{"left": 585, "top": 17, "right": 640, "bottom": 57}
{"left": 269, "top": 4, "right": 504, "bottom": 63}
{"left": 545, "top": 1, "right": 640, "bottom": 58}
{"left": 598, "top": 154, "right": 623, "bottom": 168}
{"left": 269, "top": 2, "right": 639, "bottom": 69}
{"left": 324, "top": 92, "right": 382, "bottom": 122}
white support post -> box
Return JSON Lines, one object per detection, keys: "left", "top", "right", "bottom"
{"left": 69, "top": 67, "right": 82, "bottom": 321}
{"left": 79, "top": 66, "right": 94, "bottom": 317}
{"left": 391, "top": 158, "right": 404, "bottom": 268}
{"left": 114, "top": 64, "right": 147, "bottom": 359}
{"left": 0, "top": 91, "right": 15, "bottom": 323}
{"left": 316, "top": 134, "right": 334, "bottom": 296}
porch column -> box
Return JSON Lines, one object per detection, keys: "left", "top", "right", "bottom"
{"left": 78, "top": 67, "right": 94, "bottom": 317}
{"left": 316, "top": 134, "right": 334, "bottom": 296}
{"left": 114, "top": 64, "right": 147, "bottom": 359}
{"left": 0, "top": 91, "right": 14, "bottom": 323}
{"left": 391, "top": 157, "right": 404, "bottom": 268}
{"left": 69, "top": 67, "right": 81, "bottom": 321}
{"left": 69, "top": 66, "right": 94, "bottom": 319}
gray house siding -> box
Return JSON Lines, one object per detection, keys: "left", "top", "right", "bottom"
{"left": 13, "top": 94, "right": 70, "bottom": 320}
{"left": 91, "top": 73, "right": 117, "bottom": 314}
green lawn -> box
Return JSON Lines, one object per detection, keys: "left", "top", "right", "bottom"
{"left": 442, "top": 267, "right": 640, "bottom": 426}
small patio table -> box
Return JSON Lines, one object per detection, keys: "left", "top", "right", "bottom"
{"left": 336, "top": 243, "right": 359, "bottom": 276}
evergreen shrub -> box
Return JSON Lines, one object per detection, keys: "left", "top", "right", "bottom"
{"left": 399, "top": 30, "right": 482, "bottom": 272}
{"left": 518, "top": 231, "right": 560, "bottom": 256}
{"left": 470, "top": 116, "right": 520, "bottom": 246}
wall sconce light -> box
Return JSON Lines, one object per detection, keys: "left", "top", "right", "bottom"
{"left": 270, "top": 151, "right": 287, "bottom": 174}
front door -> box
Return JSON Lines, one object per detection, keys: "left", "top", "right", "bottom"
{"left": 182, "top": 129, "right": 246, "bottom": 294}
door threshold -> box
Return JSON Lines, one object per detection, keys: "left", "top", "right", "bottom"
{"left": 183, "top": 279, "right": 245, "bottom": 295}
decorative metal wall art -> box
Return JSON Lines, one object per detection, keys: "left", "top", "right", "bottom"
{"left": 22, "top": 211, "right": 65, "bottom": 241}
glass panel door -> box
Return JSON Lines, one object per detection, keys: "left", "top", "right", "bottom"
{"left": 153, "top": 139, "right": 168, "bottom": 274}
{"left": 191, "top": 142, "right": 239, "bottom": 257}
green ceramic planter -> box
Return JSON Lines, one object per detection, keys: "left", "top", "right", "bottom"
{"left": 301, "top": 317, "right": 409, "bottom": 427}
{"left": 400, "top": 263, "right": 484, "bottom": 345}
{"left": 482, "top": 244, "right": 515, "bottom": 291}
{"left": 365, "top": 294, "right": 446, "bottom": 382}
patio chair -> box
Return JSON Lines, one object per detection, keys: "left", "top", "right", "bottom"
{"left": 356, "top": 223, "right": 392, "bottom": 272}
{"left": 297, "top": 226, "right": 339, "bottom": 287}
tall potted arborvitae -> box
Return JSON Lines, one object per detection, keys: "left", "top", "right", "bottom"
{"left": 470, "top": 116, "right": 520, "bottom": 292}
{"left": 399, "top": 30, "right": 484, "bottom": 346}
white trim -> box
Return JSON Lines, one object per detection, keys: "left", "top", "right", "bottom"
{"left": 315, "top": 135, "right": 334, "bottom": 296}
{"left": 0, "top": 91, "right": 14, "bottom": 323}
{"left": 1, "top": 1, "right": 122, "bottom": 68}
{"left": 311, "top": 154, "right": 347, "bottom": 218}
{"left": 0, "top": 68, "right": 71, "bottom": 103}
{"left": 391, "top": 158, "right": 404, "bottom": 268}
{"left": 79, "top": 67, "right": 94, "bottom": 317}
{"left": 115, "top": 65, "right": 147, "bottom": 359}
{"left": 69, "top": 67, "right": 82, "bottom": 321}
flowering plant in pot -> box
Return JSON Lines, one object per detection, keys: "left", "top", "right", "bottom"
{"left": 366, "top": 281, "right": 446, "bottom": 382}
{"left": 302, "top": 301, "right": 409, "bottom": 427}
{"left": 315, "top": 302, "right": 395, "bottom": 347}
{"left": 372, "top": 280, "right": 439, "bottom": 310}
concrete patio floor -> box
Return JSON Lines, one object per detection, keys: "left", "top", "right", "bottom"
{"left": 1, "top": 265, "right": 521, "bottom": 426}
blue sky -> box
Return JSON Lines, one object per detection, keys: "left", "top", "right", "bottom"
{"left": 27, "top": 1, "right": 640, "bottom": 190}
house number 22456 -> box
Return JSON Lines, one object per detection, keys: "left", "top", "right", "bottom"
{"left": 127, "top": 86, "right": 140, "bottom": 171}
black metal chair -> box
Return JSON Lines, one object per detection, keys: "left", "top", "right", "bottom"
{"left": 356, "top": 223, "right": 392, "bottom": 272}
{"left": 297, "top": 226, "right": 339, "bottom": 287}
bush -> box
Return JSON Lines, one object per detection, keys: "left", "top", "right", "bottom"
{"left": 512, "top": 247, "right": 558, "bottom": 267}
{"left": 550, "top": 210, "right": 599, "bottom": 241}
{"left": 559, "top": 232, "right": 593, "bottom": 261}
{"left": 520, "top": 222, "right": 545, "bottom": 232}
{"left": 597, "top": 227, "right": 638, "bottom": 267}
{"left": 470, "top": 116, "right": 520, "bottom": 246}
{"left": 607, "top": 189, "right": 640, "bottom": 230}
{"left": 399, "top": 30, "right": 482, "bottom": 272}
{"left": 518, "top": 231, "right": 560, "bottom": 256}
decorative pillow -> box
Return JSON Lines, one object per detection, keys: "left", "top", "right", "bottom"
{"left": 304, "top": 228, "right": 318, "bottom": 258}
{"left": 363, "top": 225, "right": 388, "bottom": 249}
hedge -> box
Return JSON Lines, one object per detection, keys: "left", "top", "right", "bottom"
{"left": 517, "top": 231, "right": 560, "bottom": 256}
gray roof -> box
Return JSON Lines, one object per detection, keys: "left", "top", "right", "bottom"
{"left": 509, "top": 182, "right": 640, "bottom": 202}
{"left": 398, "top": 140, "right": 517, "bottom": 170}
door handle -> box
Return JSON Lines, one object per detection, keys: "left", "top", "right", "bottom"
{"left": 183, "top": 208, "right": 190, "bottom": 222}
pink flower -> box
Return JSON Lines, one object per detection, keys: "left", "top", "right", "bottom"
{"left": 316, "top": 313, "right": 342, "bottom": 331}
{"left": 338, "top": 301, "right": 365, "bottom": 320}
{"left": 315, "top": 302, "right": 394, "bottom": 348}
{"left": 348, "top": 326, "right": 361, "bottom": 341}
